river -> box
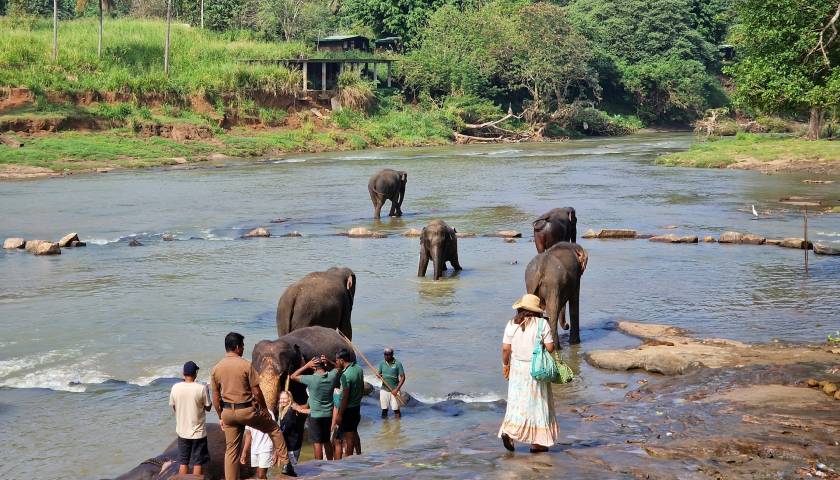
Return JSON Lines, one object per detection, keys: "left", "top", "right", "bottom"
{"left": 1, "top": 133, "right": 838, "bottom": 479}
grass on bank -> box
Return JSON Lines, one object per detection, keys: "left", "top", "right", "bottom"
{"left": 0, "top": 17, "right": 307, "bottom": 100}
{"left": 656, "top": 133, "right": 840, "bottom": 168}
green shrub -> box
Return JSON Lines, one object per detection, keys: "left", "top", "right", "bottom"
{"left": 559, "top": 106, "right": 642, "bottom": 136}
{"left": 95, "top": 102, "right": 134, "bottom": 120}
{"left": 336, "top": 70, "right": 375, "bottom": 112}
{"left": 332, "top": 109, "right": 365, "bottom": 130}
{"left": 258, "top": 107, "right": 287, "bottom": 126}
{"left": 442, "top": 95, "right": 503, "bottom": 125}
{"left": 755, "top": 116, "right": 793, "bottom": 133}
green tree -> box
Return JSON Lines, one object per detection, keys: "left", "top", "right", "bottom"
{"left": 727, "top": 0, "right": 840, "bottom": 138}
{"left": 337, "top": 0, "right": 452, "bottom": 44}
{"left": 568, "top": 0, "right": 726, "bottom": 123}
{"left": 257, "top": 0, "right": 331, "bottom": 41}
{"left": 506, "top": 3, "right": 599, "bottom": 119}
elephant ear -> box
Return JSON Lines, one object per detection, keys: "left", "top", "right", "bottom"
{"left": 346, "top": 275, "right": 354, "bottom": 291}
{"left": 574, "top": 245, "right": 588, "bottom": 274}
{"left": 567, "top": 208, "right": 577, "bottom": 224}
{"left": 533, "top": 219, "right": 547, "bottom": 230}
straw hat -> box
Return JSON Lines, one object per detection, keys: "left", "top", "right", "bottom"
{"left": 512, "top": 293, "right": 543, "bottom": 314}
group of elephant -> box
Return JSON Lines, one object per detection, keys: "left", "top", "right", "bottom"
{"left": 113, "top": 170, "right": 588, "bottom": 479}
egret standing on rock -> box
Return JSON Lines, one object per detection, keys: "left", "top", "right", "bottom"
{"left": 751, "top": 205, "right": 759, "bottom": 219}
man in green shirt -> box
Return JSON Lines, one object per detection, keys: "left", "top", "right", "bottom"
{"left": 334, "top": 348, "right": 364, "bottom": 456}
{"left": 291, "top": 356, "right": 339, "bottom": 460}
{"left": 376, "top": 347, "right": 406, "bottom": 419}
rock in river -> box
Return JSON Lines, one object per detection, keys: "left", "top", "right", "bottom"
{"left": 58, "top": 233, "right": 77, "bottom": 247}
{"left": 741, "top": 234, "right": 766, "bottom": 245}
{"left": 718, "top": 231, "right": 743, "bottom": 244}
{"left": 485, "top": 230, "right": 522, "bottom": 238}
{"left": 778, "top": 238, "right": 812, "bottom": 249}
{"left": 3, "top": 237, "right": 25, "bottom": 249}
{"left": 402, "top": 228, "right": 422, "bottom": 237}
{"left": 345, "top": 227, "right": 387, "bottom": 238}
{"left": 649, "top": 234, "right": 698, "bottom": 244}
{"left": 129, "top": 239, "right": 143, "bottom": 247}
{"left": 703, "top": 236, "right": 716, "bottom": 243}
{"left": 814, "top": 243, "right": 840, "bottom": 255}
{"left": 242, "top": 227, "right": 270, "bottom": 238}
{"left": 34, "top": 242, "right": 61, "bottom": 255}
{"left": 597, "top": 229, "right": 637, "bottom": 239}
{"left": 582, "top": 229, "right": 598, "bottom": 239}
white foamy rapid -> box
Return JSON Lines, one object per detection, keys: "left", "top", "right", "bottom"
{"left": 130, "top": 365, "right": 184, "bottom": 386}
{"left": 362, "top": 374, "right": 503, "bottom": 404}
{"left": 0, "top": 351, "right": 108, "bottom": 392}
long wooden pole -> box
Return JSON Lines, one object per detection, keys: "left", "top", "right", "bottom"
{"left": 804, "top": 207, "right": 809, "bottom": 273}
{"left": 52, "top": 0, "right": 58, "bottom": 61}
{"left": 164, "top": 0, "right": 172, "bottom": 75}
{"left": 337, "top": 331, "right": 405, "bottom": 406}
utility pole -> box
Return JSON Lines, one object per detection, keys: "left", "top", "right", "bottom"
{"left": 200, "top": 0, "right": 204, "bottom": 29}
{"left": 52, "top": 0, "right": 58, "bottom": 61}
{"left": 97, "top": 0, "right": 103, "bottom": 58}
{"left": 164, "top": 0, "right": 172, "bottom": 75}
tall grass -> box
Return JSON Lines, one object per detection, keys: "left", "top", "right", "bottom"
{"left": 0, "top": 17, "right": 308, "bottom": 100}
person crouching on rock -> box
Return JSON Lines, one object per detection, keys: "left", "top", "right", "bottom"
{"left": 291, "top": 355, "right": 340, "bottom": 460}
{"left": 169, "top": 360, "right": 212, "bottom": 477}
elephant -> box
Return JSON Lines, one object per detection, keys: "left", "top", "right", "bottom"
{"left": 112, "top": 423, "right": 252, "bottom": 480}
{"left": 533, "top": 207, "right": 577, "bottom": 253}
{"left": 276, "top": 267, "right": 355, "bottom": 340}
{"left": 368, "top": 169, "right": 407, "bottom": 219}
{"left": 252, "top": 326, "right": 354, "bottom": 416}
{"left": 525, "top": 242, "right": 588, "bottom": 345}
{"left": 418, "top": 219, "right": 462, "bottom": 281}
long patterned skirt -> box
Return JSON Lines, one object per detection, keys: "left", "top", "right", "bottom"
{"left": 498, "top": 358, "right": 559, "bottom": 446}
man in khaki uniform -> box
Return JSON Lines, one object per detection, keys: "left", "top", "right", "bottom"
{"left": 211, "top": 332, "right": 296, "bottom": 478}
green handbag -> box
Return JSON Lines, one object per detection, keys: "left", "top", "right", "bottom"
{"left": 530, "top": 318, "right": 559, "bottom": 382}
{"left": 551, "top": 350, "right": 575, "bottom": 384}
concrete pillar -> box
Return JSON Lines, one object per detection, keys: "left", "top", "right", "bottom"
{"left": 321, "top": 62, "right": 327, "bottom": 91}
{"left": 387, "top": 62, "right": 392, "bottom": 87}
{"left": 302, "top": 62, "right": 308, "bottom": 91}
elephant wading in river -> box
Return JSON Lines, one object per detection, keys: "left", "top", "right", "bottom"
{"left": 277, "top": 267, "right": 355, "bottom": 340}
{"left": 418, "top": 219, "right": 462, "bottom": 281}
{"left": 252, "top": 326, "right": 354, "bottom": 416}
{"left": 113, "top": 424, "right": 250, "bottom": 480}
{"left": 525, "top": 242, "right": 588, "bottom": 345}
{"left": 533, "top": 207, "right": 577, "bottom": 253}
{"left": 368, "top": 169, "right": 407, "bottom": 219}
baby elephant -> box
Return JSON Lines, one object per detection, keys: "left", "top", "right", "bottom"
{"left": 418, "top": 219, "right": 462, "bottom": 280}
{"left": 368, "top": 169, "right": 407, "bottom": 219}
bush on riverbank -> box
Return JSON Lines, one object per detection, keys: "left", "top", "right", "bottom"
{"left": 655, "top": 133, "right": 840, "bottom": 170}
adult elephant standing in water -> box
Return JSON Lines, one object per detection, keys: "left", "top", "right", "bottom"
{"left": 368, "top": 169, "right": 407, "bottom": 219}
{"left": 418, "top": 219, "right": 462, "bottom": 281}
{"left": 277, "top": 267, "right": 356, "bottom": 340}
{"left": 533, "top": 207, "right": 577, "bottom": 253}
{"left": 525, "top": 243, "right": 588, "bottom": 345}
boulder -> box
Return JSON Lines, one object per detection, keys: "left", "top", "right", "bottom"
{"left": 582, "top": 229, "right": 598, "bottom": 239}
{"left": 129, "top": 239, "right": 143, "bottom": 247}
{"left": 485, "top": 230, "right": 522, "bottom": 238}
{"left": 814, "top": 243, "right": 840, "bottom": 256}
{"left": 741, "top": 234, "right": 766, "bottom": 245}
{"left": 34, "top": 242, "right": 61, "bottom": 255}
{"left": 162, "top": 234, "right": 175, "bottom": 241}
{"left": 402, "top": 228, "right": 422, "bottom": 237}
{"left": 703, "top": 236, "right": 716, "bottom": 243}
{"left": 765, "top": 239, "right": 783, "bottom": 246}
{"left": 719, "top": 231, "right": 743, "bottom": 244}
{"left": 282, "top": 231, "right": 302, "bottom": 237}
{"left": 345, "top": 227, "right": 387, "bottom": 238}
{"left": 269, "top": 218, "right": 288, "bottom": 224}
{"left": 597, "top": 229, "right": 636, "bottom": 239}
{"left": 806, "top": 378, "right": 819, "bottom": 387}
{"left": 823, "top": 383, "right": 838, "bottom": 396}
{"left": 58, "top": 232, "right": 79, "bottom": 247}
{"left": 650, "top": 234, "right": 698, "bottom": 244}
{"left": 778, "top": 238, "right": 812, "bottom": 249}
{"left": 455, "top": 232, "right": 476, "bottom": 238}
{"left": 242, "top": 227, "right": 270, "bottom": 238}
{"left": 3, "top": 237, "right": 25, "bottom": 249}
{"left": 24, "top": 240, "right": 48, "bottom": 253}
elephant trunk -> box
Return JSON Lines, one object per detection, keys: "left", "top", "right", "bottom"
{"left": 259, "top": 369, "right": 281, "bottom": 417}
{"left": 431, "top": 246, "right": 444, "bottom": 280}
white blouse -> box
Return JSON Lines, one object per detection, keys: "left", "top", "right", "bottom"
{"left": 503, "top": 316, "right": 552, "bottom": 362}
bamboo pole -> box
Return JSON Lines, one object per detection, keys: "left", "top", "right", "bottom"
{"left": 337, "top": 331, "right": 405, "bottom": 406}
{"left": 52, "top": 0, "right": 58, "bottom": 61}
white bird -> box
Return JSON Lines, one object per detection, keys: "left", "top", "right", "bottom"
{"left": 751, "top": 204, "right": 759, "bottom": 219}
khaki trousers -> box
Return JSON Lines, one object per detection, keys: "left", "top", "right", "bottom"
{"left": 221, "top": 406, "right": 289, "bottom": 480}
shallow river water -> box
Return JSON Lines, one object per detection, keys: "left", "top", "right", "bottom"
{"left": 1, "top": 133, "right": 838, "bottom": 479}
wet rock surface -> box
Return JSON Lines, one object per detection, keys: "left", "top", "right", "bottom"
{"left": 3, "top": 237, "right": 25, "bottom": 249}
{"left": 242, "top": 227, "right": 270, "bottom": 238}
{"left": 586, "top": 321, "right": 838, "bottom": 375}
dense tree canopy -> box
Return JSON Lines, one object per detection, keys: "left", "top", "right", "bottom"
{"left": 726, "top": 0, "right": 840, "bottom": 138}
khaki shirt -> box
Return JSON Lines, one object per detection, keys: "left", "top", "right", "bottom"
{"left": 211, "top": 353, "right": 260, "bottom": 404}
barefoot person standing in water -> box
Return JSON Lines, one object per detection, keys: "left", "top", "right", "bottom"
{"left": 377, "top": 347, "right": 405, "bottom": 419}
{"left": 211, "top": 332, "right": 296, "bottom": 478}
{"left": 499, "top": 294, "right": 559, "bottom": 453}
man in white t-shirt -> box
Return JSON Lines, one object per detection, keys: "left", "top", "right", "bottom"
{"left": 169, "top": 361, "right": 212, "bottom": 476}
{"left": 241, "top": 411, "right": 276, "bottom": 479}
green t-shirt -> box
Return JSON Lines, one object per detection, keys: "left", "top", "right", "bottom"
{"left": 339, "top": 362, "right": 364, "bottom": 408}
{"left": 299, "top": 370, "right": 339, "bottom": 418}
{"left": 377, "top": 359, "right": 404, "bottom": 390}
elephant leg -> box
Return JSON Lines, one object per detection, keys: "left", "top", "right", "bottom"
{"left": 339, "top": 310, "right": 353, "bottom": 341}
{"left": 374, "top": 200, "right": 384, "bottom": 219}
{"left": 432, "top": 251, "right": 444, "bottom": 281}
{"left": 418, "top": 245, "right": 430, "bottom": 277}
{"left": 450, "top": 250, "right": 462, "bottom": 271}
{"left": 388, "top": 199, "right": 397, "bottom": 217}
{"left": 569, "top": 284, "right": 581, "bottom": 345}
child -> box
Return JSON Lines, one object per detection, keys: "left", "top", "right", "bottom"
{"left": 240, "top": 410, "right": 276, "bottom": 479}
{"left": 169, "top": 361, "right": 211, "bottom": 476}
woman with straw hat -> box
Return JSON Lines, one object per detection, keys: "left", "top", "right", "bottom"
{"left": 498, "top": 293, "right": 559, "bottom": 453}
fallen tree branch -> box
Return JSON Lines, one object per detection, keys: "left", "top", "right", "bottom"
{"left": 463, "top": 112, "right": 515, "bottom": 130}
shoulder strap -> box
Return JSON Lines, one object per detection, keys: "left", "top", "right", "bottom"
{"left": 534, "top": 317, "right": 543, "bottom": 350}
